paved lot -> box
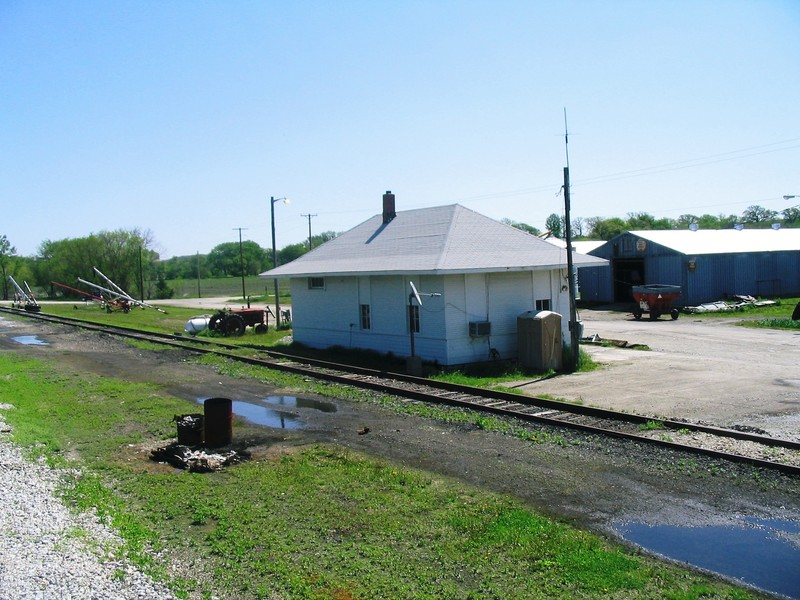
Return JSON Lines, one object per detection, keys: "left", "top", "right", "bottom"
{"left": 517, "top": 307, "right": 800, "bottom": 438}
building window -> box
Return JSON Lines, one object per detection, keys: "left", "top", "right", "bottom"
{"left": 408, "top": 304, "right": 420, "bottom": 333}
{"left": 536, "top": 299, "right": 551, "bottom": 311}
{"left": 308, "top": 277, "right": 325, "bottom": 289}
{"left": 360, "top": 304, "right": 371, "bottom": 330}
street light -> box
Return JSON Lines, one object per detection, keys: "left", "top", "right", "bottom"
{"left": 784, "top": 195, "right": 798, "bottom": 201}
{"left": 270, "top": 196, "right": 290, "bottom": 327}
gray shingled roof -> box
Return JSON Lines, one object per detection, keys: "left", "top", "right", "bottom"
{"left": 261, "top": 204, "right": 607, "bottom": 278}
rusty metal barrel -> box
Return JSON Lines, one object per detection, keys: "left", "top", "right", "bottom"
{"left": 203, "top": 397, "right": 233, "bottom": 447}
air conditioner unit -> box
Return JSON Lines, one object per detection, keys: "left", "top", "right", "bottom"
{"left": 469, "top": 321, "right": 491, "bottom": 337}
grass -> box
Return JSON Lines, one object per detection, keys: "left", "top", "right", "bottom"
{"left": 0, "top": 352, "right": 760, "bottom": 600}
{"left": 430, "top": 366, "right": 546, "bottom": 389}
{"left": 430, "top": 348, "right": 598, "bottom": 389}
{"left": 36, "top": 302, "right": 293, "bottom": 346}
{"left": 638, "top": 420, "right": 665, "bottom": 432}
{"left": 167, "top": 275, "right": 291, "bottom": 304}
{"left": 687, "top": 296, "right": 800, "bottom": 330}
{"left": 742, "top": 317, "right": 800, "bottom": 330}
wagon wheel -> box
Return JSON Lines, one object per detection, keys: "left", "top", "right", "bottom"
{"left": 254, "top": 323, "right": 268, "bottom": 334}
{"left": 208, "top": 313, "right": 225, "bottom": 332}
{"left": 670, "top": 308, "right": 680, "bottom": 320}
{"left": 632, "top": 308, "right": 643, "bottom": 320}
{"left": 223, "top": 314, "right": 246, "bottom": 337}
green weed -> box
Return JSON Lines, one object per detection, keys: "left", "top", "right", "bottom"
{"left": 743, "top": 317, "right": 800, "bottom": 330}
{"left": 638, "top": 420, "right": 665, "bottom": 432}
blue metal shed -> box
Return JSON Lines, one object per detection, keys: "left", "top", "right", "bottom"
{"left": 578, "top": 229, "right": 800, "bottom": 306}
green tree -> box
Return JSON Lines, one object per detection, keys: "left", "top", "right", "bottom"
{"left": 589, "top": 217, "right": 627, "bottom": 240}
{"left": 35, "top": 228, "right": 159, "bottom": 300}
{"left": 625, "top": 212, "right": 674, "bottom": 230}
{"left": 0, "top": 235, "right": 16, "bottom": 300}
{"left": 501, "top": 219, "right": 541, "bottom": 236}
{"left": 544, "top": 213, "right": 563, "bottom": 238}
{"left": 695, "top": 214, "right": 722, "bottom": 229}
{"left": 207, "top": 241, "right": 267, "bottom": 277}
{"left": 151, "top": 264, "right": 174, "bottom": 299}
{"left": 308, "top": 231, "right": 338, "bottom": 250}
{"left": 782, "top": 206, "right": 800, "bottom": 224}
{"left": 162, "top": 254, "right": 206, "bottom": 280}
{"left": 278, "top": 242, "right": 307, "bottom": 266}
{"left": 571, "top": 217, "right": 586, "bottom": 238}
{"left": 742, "top": 205, "right": 778, "bottom": 224}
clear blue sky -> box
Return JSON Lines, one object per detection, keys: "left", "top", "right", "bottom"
{"left": 2, "top": 1, "right": 799, "bottom": 259}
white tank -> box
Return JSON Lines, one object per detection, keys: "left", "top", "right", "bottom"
{"left": 184, "top": 316, "right": 211, "bottom": 335}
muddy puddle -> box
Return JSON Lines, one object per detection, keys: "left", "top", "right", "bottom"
{"left": 614, "top": 518, "right": 800, "bottom": 598}
{"left": 11, "top": 335, "right": 48, "bottom": 346}
{"left": 196, "top": 396, "right": 336, "bottom": 430}
{"left": 261, "top": 395, "right": 337, "bottom": 413}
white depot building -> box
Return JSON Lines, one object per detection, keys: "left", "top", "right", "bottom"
{"left": 261, "top": 192, "right": 606, "bottom": 367}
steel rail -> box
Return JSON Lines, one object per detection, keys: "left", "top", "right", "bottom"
{"left": 3, "top": 306, "right": 800, "bottom": 476}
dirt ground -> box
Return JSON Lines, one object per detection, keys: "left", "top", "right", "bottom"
{"left": 1, "top": 306, "right": 799, "bottom": 595}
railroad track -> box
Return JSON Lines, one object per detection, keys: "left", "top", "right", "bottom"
{"left": 3, "top": 306, "right": 800, "bottom": 476}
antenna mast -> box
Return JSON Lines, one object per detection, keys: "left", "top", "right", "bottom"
{"left": 562, "top": 108, "right": 580, "bottom": 372}
{"left": 564, "top": 107, "right": 570, "bottom": 168}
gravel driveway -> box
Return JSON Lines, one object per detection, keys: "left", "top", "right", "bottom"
{"left": 518, "top": 307, "right": 800, "bottom": 439}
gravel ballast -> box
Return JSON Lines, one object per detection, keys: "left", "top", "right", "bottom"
{"left": 0, "top": 405, "right": 177, "bottom": 600}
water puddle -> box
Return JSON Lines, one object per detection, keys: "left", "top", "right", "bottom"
{"left": 11, "top": 335, "right": 48, "bottom": 346}
{"left": 195, "top": 396, "right": 335, "bottom": 430}
{"left": 262, "top": 395, "right": 337, "bottom": 413}
{"left": 614, "top": 519, "right": 800, "bottom": 599}
{"left": 231, "top": 401, "right": 304, "bottom": 429}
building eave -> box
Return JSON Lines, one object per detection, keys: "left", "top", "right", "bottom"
{"left": 261, "top": 260, "right": 607, "bottom": 280}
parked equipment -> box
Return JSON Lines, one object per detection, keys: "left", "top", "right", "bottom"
{"left": 206, "top": 306, "right": 273, "bottom": 336}
{"left": 632, "top": 284, "right": 681, "bottom": 320}
{"left": 52, "top": 280, "right": 108, "bottom": 307}
{"left": 73, "top": 267, "right": 167, "bottom": 313}
{"left": 8, "top": 276, "right": 40, "bottom": 312}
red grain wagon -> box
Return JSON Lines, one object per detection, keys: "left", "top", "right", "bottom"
{"left": 631, "top": 284, "right": 682, "bottom": 320}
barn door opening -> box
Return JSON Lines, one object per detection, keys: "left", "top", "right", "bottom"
{"left": 613, "top": 258, "right": 645, "bottom": 302}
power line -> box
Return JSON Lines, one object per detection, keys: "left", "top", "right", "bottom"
{"left": 449, "top": 137, "right": 800, "bottom": 206}
{"left": 572, "top": 138, "right": 800, "bottom": 187}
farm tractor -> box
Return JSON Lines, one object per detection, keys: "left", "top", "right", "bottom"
{"left": 207, "top": 306, "right": 273, "bottom": 336}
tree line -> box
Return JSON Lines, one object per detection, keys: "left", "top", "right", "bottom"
{"left": 0, "top": 229, "right": 338, "bottom": 301}
{"left": 1, "top": 204, "right": 796, "bottom": 301}
{"left": 159, "top": 231, "right": 337, "bottom": 280}
{"left": 507, "top": 204, "right": 800, "bottom": 240}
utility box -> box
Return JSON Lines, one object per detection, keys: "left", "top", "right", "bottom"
{"left": 517, "top": 310, "right": 563, "bottom": 371}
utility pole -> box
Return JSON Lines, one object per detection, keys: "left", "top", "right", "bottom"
{"left": 234, "top": 227, "right": 248, "bottom": 302}
{"left": 196, "top": 251, "right": 201, "bottom": 298}
{"left": 563, "top": 109, "right": 580, "bottom": 372}
{"left": 137, "top": 245, "right": 144, "bottom": 302}
{"left": 301, "top": 213, "right": 317, "bottom": 249}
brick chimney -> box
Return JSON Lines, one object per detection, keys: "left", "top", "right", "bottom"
{"left": 382, "top": 190, "right": 396, "bottom": 224}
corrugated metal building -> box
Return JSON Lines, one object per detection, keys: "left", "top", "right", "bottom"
{"left": 578, "top": 228, "right": 800, "bottom": 306}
